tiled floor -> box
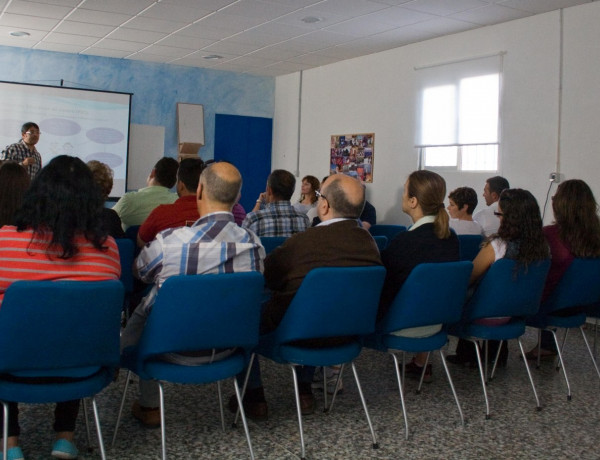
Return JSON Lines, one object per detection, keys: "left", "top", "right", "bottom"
{"left": 13, "top": 327, "right": 600, "bottom": 459}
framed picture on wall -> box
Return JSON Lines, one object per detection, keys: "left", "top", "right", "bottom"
{"left": 330, "top": 133, "right": 374, "bottom": 183}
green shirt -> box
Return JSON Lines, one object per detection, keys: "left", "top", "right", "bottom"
{"left": 113, "top": 186, "right": 177, "bottom": 230}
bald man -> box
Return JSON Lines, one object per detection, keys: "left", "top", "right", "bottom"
{"left": 121, "top": 162, "right": 265, "bottom": 427}
{"left": 231, "top": 174, "right": 382, "bottom": 420}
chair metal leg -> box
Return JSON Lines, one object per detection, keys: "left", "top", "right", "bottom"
{"left": 416, "top": 352, "right": 431, "bottom": 394}
{"left": 579, "top": 326, "right": 600, "bottom": 380}
{"left": 91, "top": 396, "right": 107, "bottom": 460}
{"left": 390, "top": 353, "right": 409, "bottom": 440}
{"left": 483, "top": 340, "right": 489, "bottom": 383}
{"left": 550, "top": 329, "right": 572, "bottom": 400}
{"left": 325, "top": 364, "right": 345, "bottom": 413}
{"left": 2, "top": 401, "right": 8, "bottom": 460}
{"left": 438, "top": 349, "right": 465, "bottom": 426}
{"left": 217, "top": 381, "right": 225, "bottom": 431}
{"left": 82, "top": 398, "right": 92, "bottom": 453}
{"left": 536, "top": 329, "right": 542, "bottom": 369}
{"left": 351, "top": 362, "right": 379, "bottom": 449}
{"left": 594, "top": 318, "right": 599, "bottom": 358}
{"left": 517, "top": 338, "right": 541, "bottom": 411}
{"left": 233, "top": 377, "right": 255, "bottom": 460}
{"left": 111, "top": 370, "right": 132, "bottom": 448}
{"left": 322, "top": 365, "right": 328, "bottom": 411}
{"left": 290, "top": 365, "right": 306, "bottom": 460}
{"left": 489, "top": 340, "right": 503, "bottom": 381}
{"left": 556, "top": 329, "right": 570, "bottom": 371}
{"left": 158, "top": 381, "right": 167, "bottom": 460}
{"left": 234, "top": 353, "right": 256, "bottom": 428}
{"left": 473, "top": 340, "right": 491, "bottom": 419}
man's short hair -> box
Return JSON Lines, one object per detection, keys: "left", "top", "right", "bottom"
{"left": 202, "top": 164, "right": 242, "bottom": 206}
{"left": 448, "top": 187, "right": 478, "bottom": 215}
{"left": 21, "top": 122, "right": 39, "bottom": 134}
{"left": 487, "top": 176, "right": 510, "bottom": 196}
{"left": 267, "top": 169, "right": 296, "bottom": 201}
{"left": 153, "top": 157, "right": 179, "bottom": 189}
{"left": 325, "top": 178, "right": 365, "bottom": 219}
{"left": 177, "top": 158, "right": 205, "bottom": 192}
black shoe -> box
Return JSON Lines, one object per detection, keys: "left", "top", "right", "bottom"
{"left": 228, "top": 387, "right": 268, "bottom": 421}
{"left": 403, "top": 358, "right": 432, "bottom": 383}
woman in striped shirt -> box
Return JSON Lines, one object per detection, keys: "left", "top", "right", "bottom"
{"left": 0, "top": 155, "right": 120, "bottom": 460}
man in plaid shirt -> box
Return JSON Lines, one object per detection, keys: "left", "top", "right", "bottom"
{"left": 0, "top": 122, "right": 42, "bottom": 179}
{"left": 242, "top": 169, "right": 309, "bottom": 236}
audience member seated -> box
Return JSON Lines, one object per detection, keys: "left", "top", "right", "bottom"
{"left": 448, "top": 188, "right": 549, "bottom": 367}
{"left": 0, "top": 155, "right": 121, "bottom": 460}
{"left": 293, "top": 175, "right": 320, "bottom": 214}
{"left": 242, "top": 169, "right": 309, "bottom": 236}
{"left": 87, "top": 160, "right": 126, "bottom": 239}
{"left": 113, "top": 157, "right": 179, "bottom": 230}
{"left": 230, "top": 173, "right": 382, "bottom": 420}
{"left": 120, "top": 162, "right": 265, "bottom": 428}
{"left": 137, "top": 158, "right": 204, "bottom": 247}
{"left": 232, "top": 195, "right": 246, "bottom": 226}
{"left": 526, "top": 179, "right": 600, "bottom": 360}
{"left": 378, "top": 170, "right": 459, "bottom": 383}
{"left": 0, "top": 160, "right": 30, "bottom": 227}
{"left": 473, "top": 176, "right": 510, "bottom": 237}
{"left": 447, "top": 186, "right": 484, "bottom": 235}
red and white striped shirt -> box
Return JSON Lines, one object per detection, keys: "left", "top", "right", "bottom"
{"left": 0, "top": 226, "right": 121, "bottom": 306}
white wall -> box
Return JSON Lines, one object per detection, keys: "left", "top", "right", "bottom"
{"left": 273, "top": 3, "right": 600, "bottom": 225}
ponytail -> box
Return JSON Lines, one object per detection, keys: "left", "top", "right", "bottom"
{"left": 434, "top": 203, "right": 451, "bottom": 239}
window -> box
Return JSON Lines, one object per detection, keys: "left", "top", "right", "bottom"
{"left": 415, "top": 54, "right": 503, "bottom": 171}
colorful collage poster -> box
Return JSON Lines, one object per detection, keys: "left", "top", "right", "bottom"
{"left": 330, "top": 133, "right": 374, "bottom": 183}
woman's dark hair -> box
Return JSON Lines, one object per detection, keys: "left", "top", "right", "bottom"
{"left": 0, "top": 161, "right": 30, "bottom": 226}
{"left": 552, "top": 179, "right": 600, "bottom": 257}
{"left": 14, "top": 155, "right": 108, "bottom": 259}
{"left": 300, "top": 175, "right": 320, "bottom": 204}
{"left": 448, "top": 186, "right": 478, "bottom": 215}
{"left": 406, "top": 170, "right": 450, "bottom": 239}
{"left": 496, "top": 188, "right": 549, "bottom": 264}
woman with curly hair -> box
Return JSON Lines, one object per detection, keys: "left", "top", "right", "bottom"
{"left": 526, "top": 179, "right": 600, "bottom": 359}
{"left": 293, "top": 175, "right": 320, "bottom": 214}
{"left": 0, "top": 155, "right": 121, "bottom": 460}
{"left": 448, "top": 188, "right": 550, "bottom": 366}
{"left": 0, "top": 161, "right": 30, "bottom": 227}
{"left": 87, "top": 160, "right": 125, "bottom": 238}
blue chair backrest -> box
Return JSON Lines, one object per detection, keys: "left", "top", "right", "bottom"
{"left": 369, "top": 225, "right": 407, "bottom": 242}
{"left": 541, "top": 258, "right": 600, "bottom": 315}
{"left": 464, "top": 258, "right": 550, "bottom": 321}
{"left": 261, "top": 236, "right": 288, "bottom": 255}
{"left": 378, "top": 261, "right": 473, "bottom": 334}
{"left": 115, "top": 238, "right": 135, "bottom": 293}
{"left": 458, "top": 234, "right": 483, "bottom": 261}
{"left": 0, "top": 280, "right": 124, "bottom": 374}
{"left": 372, "top": 235, "right": 388, "bottom": 251}
{"left": 272, "top": 266, "right": 386, "bottom": 344}
{"left": 125, "top": 225, "right": 140, "bottom": 243}
{"left": 139, "top": 272, "right": 265, "bottom": 359}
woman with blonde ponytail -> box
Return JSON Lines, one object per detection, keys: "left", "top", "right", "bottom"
{"left": 378, "top": 170, "right": 459, "bottom": 382}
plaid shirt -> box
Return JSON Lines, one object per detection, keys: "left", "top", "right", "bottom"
{"left": 136, "top": 212, "right": 265, "bottom": 314}
{"left": 242, "top": 200, "right": 310, "bottom": 237}
{"left": 0, "top": 140, "right": 42, "bottom": 179}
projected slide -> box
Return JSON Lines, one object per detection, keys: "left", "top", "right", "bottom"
{"left": 0, "top": 81, "right": 132, "bottom": 198}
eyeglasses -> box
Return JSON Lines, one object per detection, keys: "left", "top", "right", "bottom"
{"left": 24, "top": 131, "right": 41, "bottom": 135}
{"left": 493, "top": 211, "right": 504, "bottom": 217}
{"left": 315, "top": 190, "right": 327, "bottom": 201}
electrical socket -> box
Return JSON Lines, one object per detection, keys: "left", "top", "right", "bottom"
{"left": 549, "top": 172, "right": 562, "bottom": 183}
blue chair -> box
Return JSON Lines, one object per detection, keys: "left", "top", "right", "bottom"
{"left": 113, "top": 272, "right": 265, "bottom": 460}
{"left": 255, "top": 266, "right": 386, "bottom": 460}
{"left": 450, "top": 259, "right": 550, "bottom": 419}
{"left": 372, "top": 235, "right": 388, "bottom": 251}
{"left": 364, "top": 261, "right": 472, "bottom": 439}
{"left": 526, "top": 258, "right": 600, "bottom": 400}
{"left": 115, "top": 238, "right": 135, "bottom": 323}
{"left": 260, "top": 236, "right": 288, "bottom": 255}
{"left": 369, "top": 224, "right": 407, "bottom": 242}
{"left": 0, "top": 280, "right": 124, "bottom": 460}
{"left": 458, "top": 234, "right": 483, "bottom": 261}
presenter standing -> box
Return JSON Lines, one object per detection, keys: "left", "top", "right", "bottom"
{"left": 1, "top": 122, "right": 43, "bottom": 180}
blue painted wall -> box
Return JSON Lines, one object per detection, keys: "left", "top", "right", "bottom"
{"left": 0, "top": 45, "right": 274, "bottom": 161}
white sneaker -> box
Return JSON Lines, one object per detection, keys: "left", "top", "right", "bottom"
{"left": 311, "top": 366, "right": 343, "bottom": 394}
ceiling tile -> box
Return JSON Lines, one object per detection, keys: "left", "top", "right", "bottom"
{"left": 107, "top": 27, "right": 168, "bottom": 44}
{"left": 43, "top": 31, "right": 98, "bottom": 46}
{"left": 127, "top": 53, "right": 171, "bottom": 63}
{"left": 91, "top": 38, "right": 148, "bottom": 52}
{"left": 189, "top": 12, "right": 268, "bottom": 32}
{"left": 156, "top": 34, "right": 216, "bottom": 50}
{"left": 140, "top": 3, "right": 212, "bottom": 23}
{"left": 325, "top": 16, "right": 407, "bottom": 37}
{"left": 123, "top": 16, "right": 188, "bottom": 34}
{"left": 450, "top": 4, "right": 532, "bottom": 25}
{"left": 0, "top": 13, "right": 60, "bottom": 31}
{"left": 81, "top": 48, "right": 132, "bottom": 59}
{"left": 35, "top": 41, "right": 88, "bottom": 53}
{"left": 78, "top": 0, "right": 155, "bottom": 15}
{"left": 201, "top": 39, "right": 263, "bottom": 55}
{"left": 248, "top": 45, "right": 302, "bottom": 60}
{"left": 402, "top": 0, "right": 489, "bottom": 16}
{"left": 53, "top": 20, "right": 115, "bottom": 37}
{"left": 5, "top": 1, "right": 72, "bottom": 19}
{"left": 496, "top": 0, "right": 589, "bottom": 14}
{"left": 227, "top": 29, "right": 284, "bottom": 47}
{"left": 66, "top": 9, "right": 130, "bottom": 26}
{"left": 217, "top": 0, "right": 299, "bottom": 19}
{"left": 138, "top": 44, "right": 193, "bottom": 58}
{"left": 160, "top": 0, "right": 238, "bottom": 9}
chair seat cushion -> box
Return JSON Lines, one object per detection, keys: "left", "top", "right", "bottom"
{"left": 453, "top": 320, "right": 525, "bottom": 341}
{"left": 266, "top": 342, "right": 362, "bottom": 367}
{"left": 527, "top": 313, "right": 586, "bottom": 330}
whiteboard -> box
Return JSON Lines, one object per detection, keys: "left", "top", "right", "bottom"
{"left": 128, "top": 123, "right": 165, "bottom": 191}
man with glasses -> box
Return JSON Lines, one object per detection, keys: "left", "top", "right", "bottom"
{"left": 1, "top": 122, "right": 43, "bottom": 179}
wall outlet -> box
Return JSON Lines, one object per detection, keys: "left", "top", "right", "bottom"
{"left": 549, "top": 172, "right": 562, "bottom": 183}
